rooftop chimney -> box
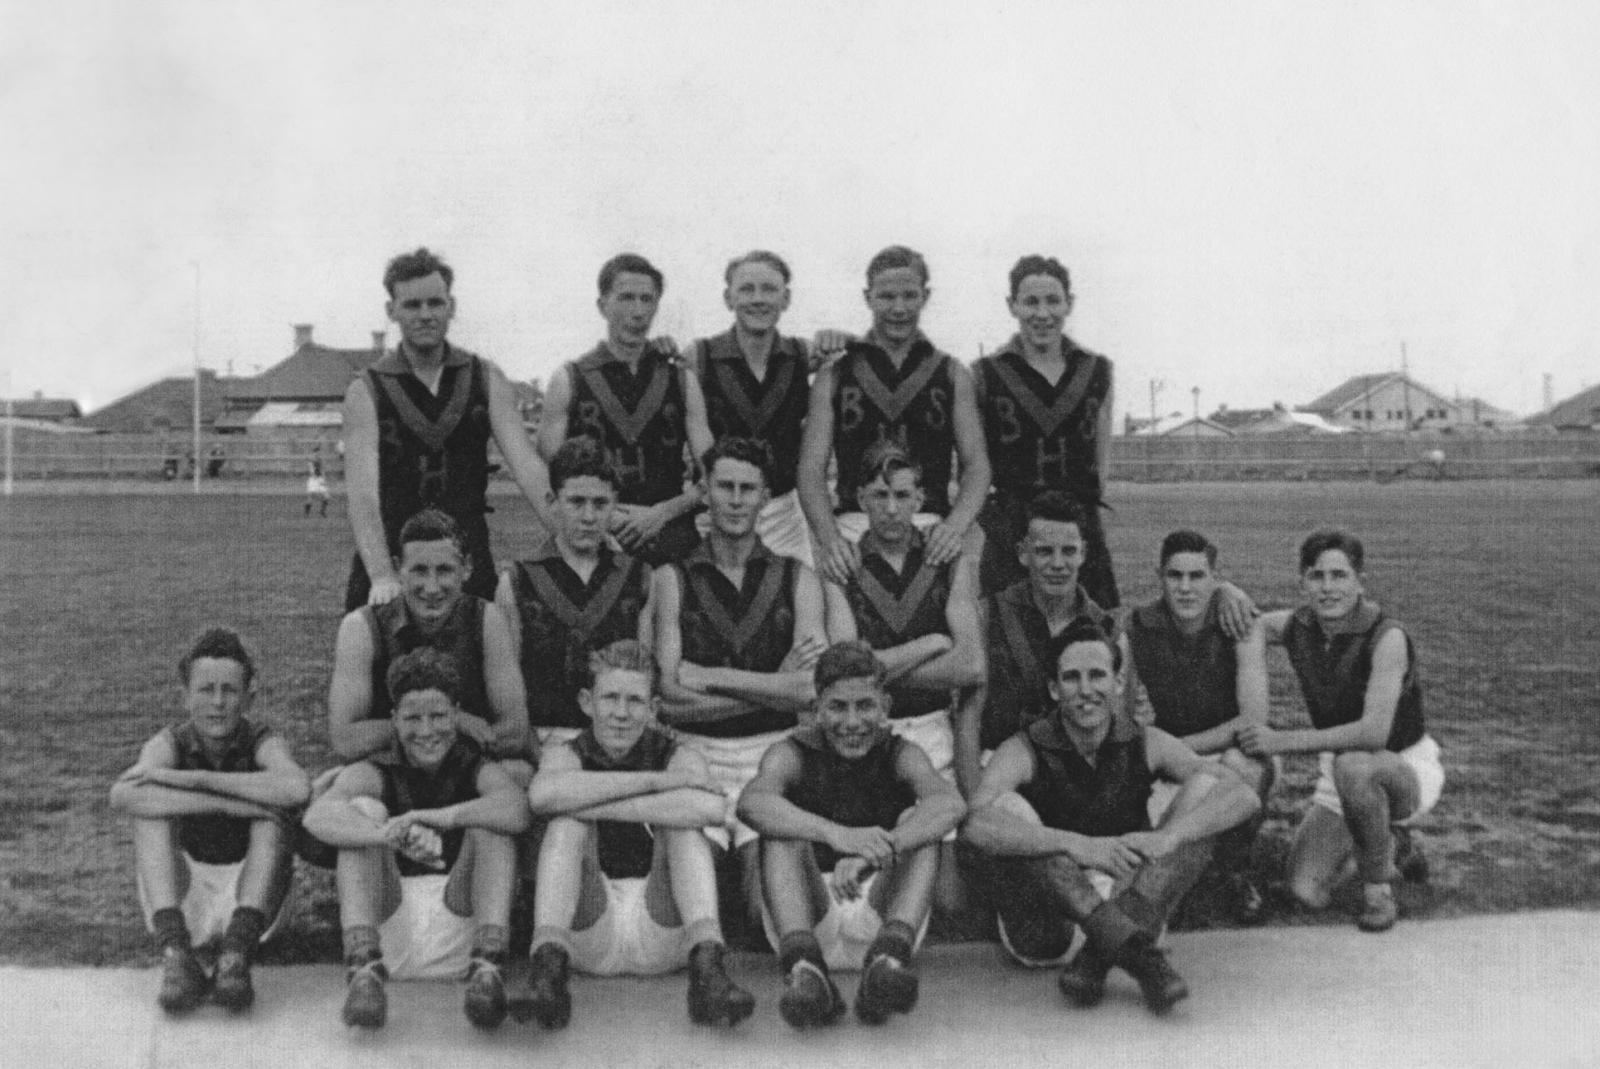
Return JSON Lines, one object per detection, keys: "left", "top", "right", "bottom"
{"left": 293, "top": 323, "right": 314, "bottom": 350}
{"left": 372, "top": 330, "right": 387, "bottom": 355}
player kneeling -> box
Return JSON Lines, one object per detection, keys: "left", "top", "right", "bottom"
{"left": 521, "top": 640, "right": 754, "bottom": 1029}
{"left": 738, "top": 642, "right": 965, "bottom": 1027}
{"left": 110, "top": 628, "right": 310, "bottom": 1015}
{"left": 963, "top": 619, "right": 1260, "bottom": 1015}
{"left": 303, "top": 648, "right": 530, "bottom": 1030}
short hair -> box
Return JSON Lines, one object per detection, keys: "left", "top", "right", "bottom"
{"left": 702, "top": 436, "right": 775, "bottom": 490}
{"left": 814, "top": 640, "right": 888, "bottom": 694}
{"left": 1048, "top": 617, "right": 1123, "bottom": 675}
{"left": 1299, "top": 528, "right": 1365, "bottom": 573}
{"left": 178, "top": 627, "right": 256, "bottom": 688}
{"left": 549, "top": 436, "right": 619, "bottom": 495}
{"left": 386, "top": 647, "right": 463, "bottom": 707}
{"left": 865, "top": 245, "right": 929, "bottom": 287}
{"left": 1159, "top": 530, "right": 1218, "bottom": 569}
{"left": 587, "top": 639, "right": 657, "bottom": 689}
{"left": 1008, "top": 255, "right": 1073, "bottom": 300}
{"left": 397, "top": 508, "right": 466, "bottom": 556}
{"left": 383, "top": 247, "right": 454, "bottom": 297}
{"left": 724, "top": 249, "right": 791, "bottom": 286}
{"left": 857, "top": 437, "right": 922, "bottom": 491}
{"left": 1025, "top": 490, "right": 1088, "bottom": 532}
{"left": 597, "top": 253, "right": 664, "bottom": 297}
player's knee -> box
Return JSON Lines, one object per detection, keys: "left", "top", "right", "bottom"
{"left": 350, "top": 796, "right": 389, "bottom": 822}
{"left": 1332, "top": 751, "right": 1380, "bottom": 795}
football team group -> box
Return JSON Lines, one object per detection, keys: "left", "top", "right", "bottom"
{"left": 110, "top": 244, "right": 1443, "bottom": 1033}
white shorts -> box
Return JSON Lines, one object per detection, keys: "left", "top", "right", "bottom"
{"left": 139, "top": 854, "right": 287, "bottom": 948}
{"left": 378, "top": 874, "right": 476, "bottom": 981}
{"left": 834, "top": 511, "right": 941, "bottom": 546}
{"left": 674, "top": 727, "right": 788, "bottom": 851}
{"left": 566, "top": 876, "right": 691, "bottom": 977}
{"left": 995, "top": 870, "right": 1116, "bottom": 969}
{"left": 693, "top": 490, "right": 815, "bottom": 568}
{"left": 306, "top": 475, "right": 329, "bottom": 496}
{"left": 535, "top": 726, "right": 583, "bottom": 752}
{"left": 760, "top": 871, "right": 930, "bottom": 973}
{"left": 1146, "top": 755, "right": 1281, "bottom": 825}
{"left": 1311, "top": 735, "right": 1444, "bottom": 826}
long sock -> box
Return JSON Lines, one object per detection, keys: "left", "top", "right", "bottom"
{"left": 866, "top": 919, "right": 916, "bottom": 964}
{"left": 342, "top": 925, "right": 381, "bottom": 965}
{"left": 778, "top": 931, "right": 824, "bottom": 976}
{"left": 1079, "top": 901, "right": 1143, "bottom": 958}
{"left": 1115, "top": 889, "right": 1164, "bottom": 936}
{"left": 152, "top": 908, "right": 191, "bottom": 952}
{"left": 530, "top": 925, "right": 572, "bottom": 955}
{"left": 685, "top": 918, "right": 723, "bottom": 949}
{"left": 473, "top": 924, "right": 508, "bottom": 961}
{"left": 221, "top": 906, "right": 268, "bottom": 957}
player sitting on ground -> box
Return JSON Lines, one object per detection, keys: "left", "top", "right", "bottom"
{"left": 327, "top": 507, "right": 529, "bottom": 766}
{"left": 1241, "top": 528, "right": 1445, "bottom": 933}
{"left": 1124, "top": 530, "right": 1275, "bottom": 922}
{"left": 738, "top": 641, "right": 966, "bottom": 1027}
{"left": 110, "top": 628, "right": 310, "bottom": 1015}
{"left": 963, "top": 619, "right": 1260, "bottom": 1015}
{"left": 303, "top": 648, "right": 530, "bottom": 1030}
{"left": 520, "top": 640, "right": 755, "bottom": 1030}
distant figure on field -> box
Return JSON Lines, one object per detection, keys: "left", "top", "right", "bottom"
{"left": 342, "top": 247, "right": 553, "bottom": 610}
{"left": 110, "top": 628, "right": 310, "bottom": 1015}
{"left": 305, "top": 448, "right": 330, "bottom": 517}
{"left": 1243, "top": 529, "right": 1444, "bottom": 932}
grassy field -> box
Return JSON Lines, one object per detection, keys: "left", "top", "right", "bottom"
{"left": 1, "top": 480, "right": 1597, "bottom": 965}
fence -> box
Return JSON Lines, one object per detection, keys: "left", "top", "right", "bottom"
{"left": 4, "top": 430, "right": 1600, "bottom": 483}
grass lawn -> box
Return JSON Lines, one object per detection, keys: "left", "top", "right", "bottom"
{"left": 1, "top": 480, "right": 1597, "bottom": 965}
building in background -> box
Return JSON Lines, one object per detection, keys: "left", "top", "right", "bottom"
{"left": 1526, "top": 384, "right": 1600, "bottom": 434}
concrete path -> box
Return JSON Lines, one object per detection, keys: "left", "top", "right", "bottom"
{"left": 7, "top": 911, "right": 1597, "bottom": 1069}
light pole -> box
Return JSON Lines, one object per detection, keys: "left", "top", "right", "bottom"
{"left": 191, "top": 261, "right": 202, "bottom": 494}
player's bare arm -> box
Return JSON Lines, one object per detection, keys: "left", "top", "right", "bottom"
{"left": 650, "top": 565, "right": 767, "bottom": 725}
{"left": 925, "top": 361, "right": 992, "bottom": 566}
{"left": 736, "top": 742, "right": 894, "bottom": 869}
{"left": 823, "top": 581, "right": 949, "bottom": 681}
{"left": 484, "top": 358, "right": 555, "bottom": 535}
{"left": 301, "top": 763, "right": 392, "bottom": 848}
{"left": 327, "top": 611, "right": 397, "bottom": 762}
{"left": 530, "top": 744, "right": 723, "bottom": 827}
{"left": 797, "top": 362, "right": 857, "bottom": 585}
{"left": 888, "top": 743, "right": 966, "bottom": 853}
{"left": 479, "top": 602, "right": 532, "bottom": 760}
{"left": 535, "top": 364, "right": 574, "bottom": 463}
{"left": 899, "top": 552, "right": 986, "bottom": 691}
{"left": 111, "top": 733, "right": 289, "bottom": 821}
{"left": 684, "top": 563, "right": 827, "bottom": 713}
{"left": 1240, "top": 627, "right": 1410, "bottom": 758}
{"left": 1122, "top": 728, "right": 1259, "bottom": 859}
{"left": 342, "top": 377, "right": 400, "bottom": 604}
{"left": 386, "top": 760, "right": 530, "bottom": 838}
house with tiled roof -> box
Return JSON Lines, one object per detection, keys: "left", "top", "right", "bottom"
{"left": 3, "top": 394, "right": 82, "bottom": 423}
{"left": 1298, "top": 373, "right": 1461, "bottom": 433}
{"left": 219, "top": 325, "right": 385, "bottom": 432}
{"left": 82, "top": 370, "right": 229, "bottom": 434}
{"left": 1526, "top": 384, "right": 1600, "bottom": 433}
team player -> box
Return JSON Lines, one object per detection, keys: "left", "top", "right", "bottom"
{"left": 689, "top": 250, "right": 816, "bottom": 564}
{"left": 304, "top": 648, "right": 530, "bottom": 1030}
{"left": 955, "top": 492, "right": 1122, "bottom": 797}
{"left": 497, "top": 438, "right": 654, "bottom": 752}
{"left": 824, "top": 440, "right": 985, "bottom": 780}
{"left": 652, "top": 436, "right": 830, "bottom": 917}
{"left": 1242, "top": 529, "right": 1445, "bottom": 932}
{"left": 539, "top": 253, "right": 714, "bottom": 567}
{"left": 521, "top": 640, "right": 755, "bottom": 1029}
{"left": 963, "top": 619, "right": 1260, "bottom": 1014}
{"left": 798, "top": 245, "right": 992, "bottom": 587}
{"left": 974, "top": 256, "right": 1117, "bottom": 604}
{"left": 343, "top": 247, "right": 552, "bottom": 610}
{"left": 111, "top": 629, "right": 310, "bottom": 1014}
{"left": 327, "top": 508, "right": 528, "bottom": 766}
{"left": 738, "top": 642, "right": 965, "bottom": 1027}
{"left": 1124, "top": 530, "right": 1274, "bottom": 921}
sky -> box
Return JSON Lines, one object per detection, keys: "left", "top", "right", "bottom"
{"left": 5, "top": 0, "right": 1598, "bottom": 422}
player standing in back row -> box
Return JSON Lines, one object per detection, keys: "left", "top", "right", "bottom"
{"left": 974, "top": 256, "right": 1117, "bottom": 605}
{"left": 798, "top": 245, "right": 991, "bottom": 587}
{"left": 539, "top": 254, "right": 714, "bottom": 567}
{"left": 342, "top": 248, "right": 553, "bottom": 610}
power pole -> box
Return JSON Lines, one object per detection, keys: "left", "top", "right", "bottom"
{"left": 1400, "top": 341, "right": 1411, "bottom": 440}
{"left": 192, "top": 262, "right": 203, "bottom": 494}
{"left": 1149, "top": 378, "right": 1164, "bottom": 431}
